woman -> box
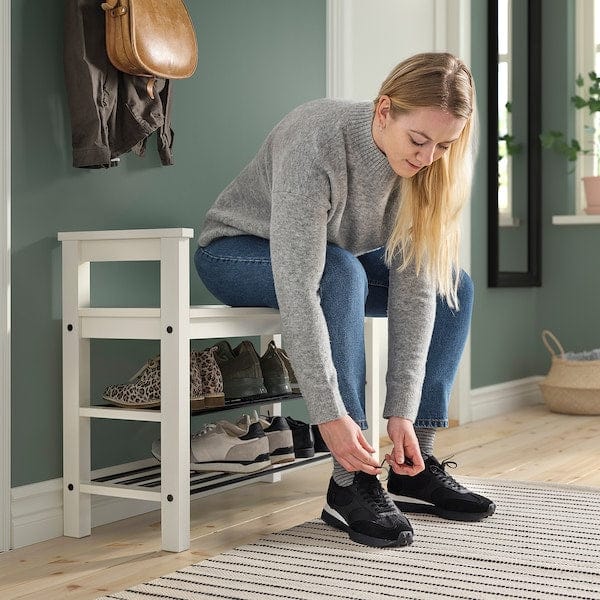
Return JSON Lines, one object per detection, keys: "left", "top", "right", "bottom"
{"left": 195, "top": 52, "right": 495, "bottom": 548}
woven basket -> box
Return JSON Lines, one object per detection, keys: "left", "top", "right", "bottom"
{"left": 539, "top": 330, "right": 600, "bottom": 415}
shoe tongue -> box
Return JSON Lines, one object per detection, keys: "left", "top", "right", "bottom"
{"left": 355, "top": 471, "right": 384, "bottom": 491}
{"left": 355, "top": 472, "right": 396, "bottom": 512}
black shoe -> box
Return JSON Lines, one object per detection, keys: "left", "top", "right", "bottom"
{"left": 321, "top": 472, "right": 414, "bottom": 548}
{"left": 285, "top": 417, "right": 315, "bottom": 458}
{"left": 387, "top": 455, "right": 496, "bottom": 522}
{"left": 311, "top": 424, "right": 329, "bottom": 453}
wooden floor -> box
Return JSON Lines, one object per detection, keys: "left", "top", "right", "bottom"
{"left": 2, "top": 404, "right": 600, "bottom": 600}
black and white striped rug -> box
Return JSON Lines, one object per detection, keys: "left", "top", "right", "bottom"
{"left": 97, "top": 478, "right": 600, "bottom": 600}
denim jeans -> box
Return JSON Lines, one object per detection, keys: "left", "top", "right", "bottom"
{"left": 195, "top": 235, "right": 473, "bottom": 430}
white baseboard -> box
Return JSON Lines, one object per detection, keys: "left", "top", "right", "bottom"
{"left": 470, "top": 376, "right": 544, "bottom": 422}
{"left": 10, "top": 459, "right": 159, "bottom": 549}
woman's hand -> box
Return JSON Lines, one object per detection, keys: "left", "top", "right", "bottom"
{"left": 385, "top": 416, "right": 425, "bottom": 476}
{"left": 317, "top": 415, "right": 382, "bottom": 475}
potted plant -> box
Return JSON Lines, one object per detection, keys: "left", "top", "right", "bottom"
{"left": 540, "top": 71, "right": 600, "bottom": 213}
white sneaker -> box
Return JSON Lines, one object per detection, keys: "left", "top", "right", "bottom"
{"left": 241, "top": 411, "right": 295, "bottom": 465}
{"left": 151, "top": 416, "right": 270, "bottom": 473}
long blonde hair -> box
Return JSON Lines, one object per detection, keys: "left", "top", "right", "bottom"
{"left": 376, "top": 53, "right": 477, "bottom": 309}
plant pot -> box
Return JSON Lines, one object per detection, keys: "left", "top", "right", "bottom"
{"left": 582, "top": 176, "right": 600, "bottom": 213}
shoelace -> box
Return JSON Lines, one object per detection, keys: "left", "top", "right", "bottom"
{"left": 191, "top": 423, "right": 219, "bottom": 440}
{"left": 356, "top": 474, "right": 396, "bottom": 512}
{"left": 430, "top": 457, "right": 465, "bottom": 491}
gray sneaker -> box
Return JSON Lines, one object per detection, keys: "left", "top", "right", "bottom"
{"left": 151, "top": 415, "right": 271, "bottom": 473}
{"left": 259, "top": 341, "right": 292, "bottom": 396}
{"left": 212, "top": 340, "right": 268, "bottom": 400}
{"left": 242, "top": 411, "right": 295, "bottom": 464}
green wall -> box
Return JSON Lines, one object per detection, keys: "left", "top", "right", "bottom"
{"left": 11, "top": 0, "right": 326, "bottom": 487}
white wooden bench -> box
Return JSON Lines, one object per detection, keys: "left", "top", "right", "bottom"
{"left": 58, "top": 228, "right": 385, "bottom": 552}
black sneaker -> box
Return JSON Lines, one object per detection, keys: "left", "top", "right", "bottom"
{"left": 387, "top": 455, "right": 496, "bottom": 522}
{"left": 285, "top": 417, "right": 315, "bottom": 458}
{"left": 311, "top": 424, "right": 329, "bottom": 453}
{"left": 321, "top": 472, "right": 414, "bottom": 547}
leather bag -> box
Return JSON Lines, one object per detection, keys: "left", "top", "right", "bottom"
{"left": 101, "top": 0, "right": 197, "bottom": 93}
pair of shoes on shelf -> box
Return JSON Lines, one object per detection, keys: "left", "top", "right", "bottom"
{"left": 213, "top": 339, "right": 296, "bottom": 400}
{"left": 151, "top": 413, "right": 271, "bottom": 474}
{"left": 321, "top": 455, "right": 496, "bottom": 548}
{"left": 284, "top": 417, "right": 329, "bottom": 458}
{"left": 151, "top": 410, "right": 296, "bottom": 473}
{"left": 102, "top": 347, "right": 224, "bottom": 410}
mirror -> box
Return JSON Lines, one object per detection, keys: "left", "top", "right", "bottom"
{"left": 488, "top": 0, "right": 542, "bottom": 287}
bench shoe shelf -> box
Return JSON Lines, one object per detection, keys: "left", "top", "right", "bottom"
{"left": 58, "top": 228, "right": 384, "bottom": 552}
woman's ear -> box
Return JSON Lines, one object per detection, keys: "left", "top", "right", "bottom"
{"left": 375, "top": 95, "right": 392, "bottom": 128}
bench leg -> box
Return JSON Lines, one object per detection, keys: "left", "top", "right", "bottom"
{"left": 62, "top": 242, "right": 91, "bottom": 538}
{"left": 258, "top": 334, "right": 283, "bottom": 483}
{"left": 364, "top": 317, "right": 384, "bottom": 462}
{"left": 160, "top": 238, "right": 190, "bottom": 552}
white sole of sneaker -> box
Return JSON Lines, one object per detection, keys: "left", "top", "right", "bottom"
{"left": 270, "top": 452, "right": 295, "bottom": 465}
{"left": 388, "top": 492, "right": 496, "bottom": 522}
{"left": 190, "top": 457, "right": 272, "bottom": 473}
{"left": 321, "top": 504, "right": 413, "bottom": 548}
{"left": 151, "top": 450, "right": 272, "bottom": 474}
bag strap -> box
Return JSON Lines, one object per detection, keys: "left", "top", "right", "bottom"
{"left": 541, "top": 329, "right": 565, "bottom": 358}
{"left": 101, "top": 0, "right": 127, "bottom": 17}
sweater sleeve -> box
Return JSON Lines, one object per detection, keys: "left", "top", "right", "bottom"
{"left": 268, "top": 145, "right": 348, "bottom": 425}
{"left": 383, "top": 253, "right": 436, "bottom": 421}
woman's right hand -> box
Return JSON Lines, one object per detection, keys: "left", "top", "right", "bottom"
{"left": 317, "top": 415, "right": 382, "bottom": 475}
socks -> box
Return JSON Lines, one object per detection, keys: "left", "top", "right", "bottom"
{"left": 414, "top": 427, "right": 436, "bottom": 458}
{"left": 332, "top": 456, "right": 355, "bottom": 487}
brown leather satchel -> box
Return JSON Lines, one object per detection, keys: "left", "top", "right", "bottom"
{"left": 101, "top": 0, "right": 197, "bottom": 96}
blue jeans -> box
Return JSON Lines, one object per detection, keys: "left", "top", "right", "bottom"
{"left": 195, "top": 236, "right": 473, "bottom": 430}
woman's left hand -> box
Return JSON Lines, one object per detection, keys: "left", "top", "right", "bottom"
{"left": 385, "top": 416, "right": 425, "bottom": 476}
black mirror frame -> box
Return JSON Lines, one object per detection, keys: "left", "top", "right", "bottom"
{"left": 487, "top": 0, "right": 542, "bottom": 287}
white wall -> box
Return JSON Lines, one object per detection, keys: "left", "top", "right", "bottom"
{"left": 329, "top": 0, "right": 467, "bottom": 101}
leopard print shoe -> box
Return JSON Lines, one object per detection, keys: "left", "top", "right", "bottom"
{"left": 103, "top": 354, "right": 205, "bottom": 409}
{"left": 192, "top": 347, "right": 225, "bottom": 408}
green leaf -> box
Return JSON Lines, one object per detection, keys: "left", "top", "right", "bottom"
{"left": 576, "top": 74, "right": 585, "bottom": 87}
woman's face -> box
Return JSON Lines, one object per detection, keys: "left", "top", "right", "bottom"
{"left": 372, "top": 96, "right": 467, "bottom": 178}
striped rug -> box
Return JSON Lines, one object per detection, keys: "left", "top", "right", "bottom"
{"left": 97, "top": 478, "right": 600, "bottom": 600}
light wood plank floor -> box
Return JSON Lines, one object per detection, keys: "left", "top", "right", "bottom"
{"left": 2, "top": 404, "right": 599, "bottom": 600}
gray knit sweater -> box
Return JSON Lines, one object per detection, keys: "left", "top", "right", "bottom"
{"left": 198, "top": 99, "right": 436, "bottom": 425}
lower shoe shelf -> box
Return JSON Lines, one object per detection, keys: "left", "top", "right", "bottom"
{"left": 87, "top": 453, "right": 332, "bottom": 501}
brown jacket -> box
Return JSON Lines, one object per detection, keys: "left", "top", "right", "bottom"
{"left": 63, "top": 0, "right": 174, "bottom": 168}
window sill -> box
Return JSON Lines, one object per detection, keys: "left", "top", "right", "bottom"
{"left": 552, "top": 215, "right": 600, "bottom": 225}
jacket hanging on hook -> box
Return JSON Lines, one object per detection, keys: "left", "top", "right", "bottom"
{"left": 63, "top": 0, "right": 174, "bottom": 168}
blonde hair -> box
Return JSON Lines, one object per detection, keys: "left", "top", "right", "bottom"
{"left": 376, "top": 52, "right": 477, "bottom": 309}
